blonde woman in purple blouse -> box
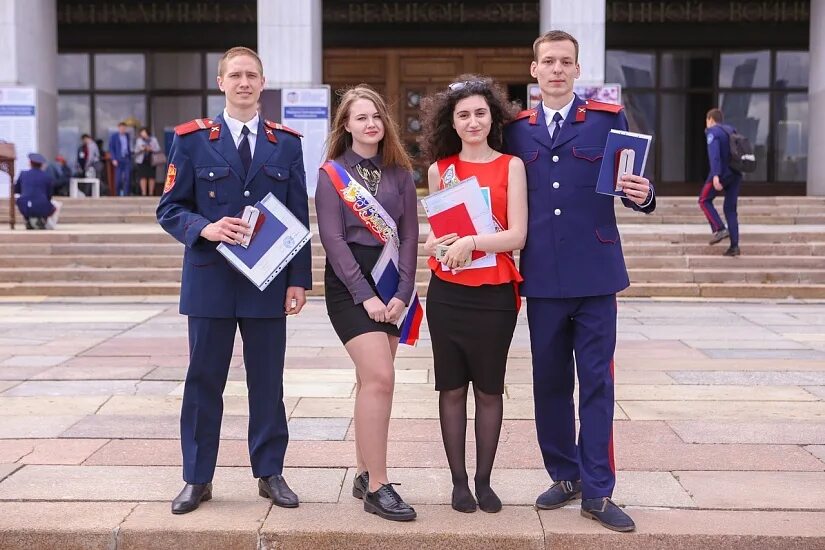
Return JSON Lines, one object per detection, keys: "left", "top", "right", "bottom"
{"left": 315, "top": 85, "right": 419, "bottom": 522}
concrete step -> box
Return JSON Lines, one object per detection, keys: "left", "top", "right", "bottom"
{"left": 2, "top": 502, "right": 822, "bottom": 550}
{"left": 6, "top": 196, "right": 825, "bottom": 226}
{"left": 3, "top": 227, "right": 825, "bottom": 245}
{"left": 2, "top": 279, "right": 825, "bottom": 299}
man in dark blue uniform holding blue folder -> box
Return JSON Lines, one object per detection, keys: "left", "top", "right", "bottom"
{"left": 503, "top": 30, "right": 655, "bottom": 532}
{"left": 157, "top": 46, "right": 311, "bottom": 515}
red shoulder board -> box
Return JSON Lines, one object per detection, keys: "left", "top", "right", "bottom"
{"left": 174, "top": 118, "right": 219, "bottom": 136}
{"left": 585, "top": 100, "right": 623, "bottom": 114}
{"left": 265, "top": 120, "right": 303, "bottom": 138}
{"left": 512, "top": 109, "right": 538, "bottom": 125}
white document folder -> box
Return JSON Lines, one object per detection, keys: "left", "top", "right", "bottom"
{"left": 217, "top": 192, "right": 311, "bottom": 291}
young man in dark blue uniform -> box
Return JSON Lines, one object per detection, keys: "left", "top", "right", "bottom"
{"left": 157, "top": 46, "right": 312, "bottom": 515}
{"left": 503, "top": 30, "right": 655, "bottom": 532}
{"left": 15, "top": 153, "right": 56, "bottom": 229}
{"left": 108, "top": 122, "right": 132, "bottom": 196}
{"left": 698, "top": 108, "right": 742, "bottom": 257}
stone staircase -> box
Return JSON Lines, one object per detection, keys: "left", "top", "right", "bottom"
{"left": 2, "top": 196, "right": 824, "bottom": 298}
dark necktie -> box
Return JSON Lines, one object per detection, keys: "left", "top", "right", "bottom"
{"left": 550, "top": 112, "right": 563, "bottom": 143}
{"left": 238, "top": 125, "right": 252, "bottom": 176}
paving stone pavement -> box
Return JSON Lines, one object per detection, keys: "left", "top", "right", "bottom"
{"left": 0, "top": 297, "right": 824, "bottom": 548}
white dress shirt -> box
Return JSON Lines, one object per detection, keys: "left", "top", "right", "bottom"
{"left": 542, "top": 96, "right": 576, "bottom": 135}
{"left": 223, "top": 109, "right": 259, "bottom": 155}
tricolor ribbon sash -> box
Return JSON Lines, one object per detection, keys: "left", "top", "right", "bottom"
{"left": 321, "top": 160, "right": 424, "bottom": 346}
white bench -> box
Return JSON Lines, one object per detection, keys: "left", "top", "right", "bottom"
{"left": 69, "top": 177, "right": 101, "bottom": 198}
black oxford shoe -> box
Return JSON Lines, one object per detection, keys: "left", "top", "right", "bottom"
{"left": 364, "top": 483, "right": 416, "bottom": 522}
{"left": 171, "top": 482, "right": 212, "bottom": 515}
{"left": 258, "top": 475, "right": 299, "bottom": 508}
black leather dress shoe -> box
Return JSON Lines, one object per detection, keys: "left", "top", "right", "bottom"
{"left": 352, "top": 471, "right": 369, "bottom": 499}
{"left": 581, "top": 497, "right": 636, "bottom": 532}
{"left": 171, "top": 482, "right": 212, "bottom": 515}
{"left": 535, "top": 480, "right": 582, "bottom": 510}
{"left": 364, "top": 483, "right": 416, "bottom": 521}
{"left": 723, "top": 245, "right": 741, "bottom": 257}
{"left": 258, "top": 475, "right": 299, "bottom": 508}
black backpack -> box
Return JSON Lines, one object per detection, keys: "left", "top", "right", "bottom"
{"left": 720, "top": 126, "right": 757, "bottom": 174}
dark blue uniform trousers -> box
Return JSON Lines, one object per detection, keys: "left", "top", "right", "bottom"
{"left": 527, "top": 295, "right": 617, "bottom": 499}
{"left": 115, "top": 161, "right": 131, "bottom": 196}
{"left": 182, "top": 316, "right": 288, "bottom": 484}
{"left": 698, "top": 174, "right": 742, "bottom": 247}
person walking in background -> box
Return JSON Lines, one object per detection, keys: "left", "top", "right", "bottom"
{"left": 419, "top": 76, "right": 527, "bottom": 514}
{"left": 315, "top": 85, "right": 419, "bottom": 522}
{"left": 134, "top": 127, "right": 161, "bottom": 196}
{"left": 698, "top": 108, "right": 742, "bottom": 257}
{"left": 47, "top": 155, "right": 72, "bottom": 196}
{"left": 108, "top": 122, "right": 132, "bottom": 196}
{"left": 77, "top": 134, "right": 100, "bottom": 177}
{"left": 503, "top": 30, "right": 655, "bottom": 533}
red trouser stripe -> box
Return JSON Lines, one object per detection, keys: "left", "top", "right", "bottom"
{"left": 609, "top": 358, "right": 616, "bottom": 473}
{"left": 698, "top": 181, "right": 722, "bottom": 231}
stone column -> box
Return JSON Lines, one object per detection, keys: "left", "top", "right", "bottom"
{"left": 807, "top": 0, "right": 825, "bottom": 195}
{"left": 257, "top": 0, "right": 323, "bottom": 88}
{"left": 540, "top": 0, "right": 606, "bottom": 85}
{"left": 0, "top": 0, "right": 58, "bottom": 163}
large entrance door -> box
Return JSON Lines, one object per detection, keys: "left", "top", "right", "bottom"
{"left": 324, "top": 47, "right": 532, "bottom": 188}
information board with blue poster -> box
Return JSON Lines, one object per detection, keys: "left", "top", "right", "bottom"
{"left": 281, "top": 87, "right": 330, "bottom": 197}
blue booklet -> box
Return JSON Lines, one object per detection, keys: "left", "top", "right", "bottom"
{"left": 374, "top": 257, "right": 400, "bottom": 304}
{"left": 216, "top": 193, "right": 311, "bottom": 291}
{"left": 596, "top": 129, "right": 652, "bottom": 198}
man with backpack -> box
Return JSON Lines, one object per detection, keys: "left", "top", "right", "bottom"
{"left": 698, "top": 108, "right": 746, "bottom": 257}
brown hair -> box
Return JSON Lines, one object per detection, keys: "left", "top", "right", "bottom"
{"left": 218, "top": 46, "right": 263, "bottom": 77}
{"left": 706, "top": 108, "right": 724, "bottom": 123}
{"left": 419, "top": 74, "right": 519, "bottom": 163}
{"left": 533, "top": 30, "right": 579, "bottom": 62}
{"left": 326, "top": 85, "right": 412, "bottom": 171}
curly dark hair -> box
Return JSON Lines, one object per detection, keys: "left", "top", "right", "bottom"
{"left": 419, "top": 74, "right": 520, "bottom": 163}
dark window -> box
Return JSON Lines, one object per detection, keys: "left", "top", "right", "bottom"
{"left": 608, "top": 48, "right": 808, "bottom": 184}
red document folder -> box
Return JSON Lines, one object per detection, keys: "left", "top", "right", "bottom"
{"left": 426, "top": 203, "right": 485, "bottom": 260}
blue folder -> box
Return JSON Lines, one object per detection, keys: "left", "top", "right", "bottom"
{"left": 226, "top": 202, "right": 288, "bottom": 269}
{"left": 374, "top": 259, "right": 400, "bottom": 304}
{"left": 596, "top": 129, "right": 652, "bottom": 198}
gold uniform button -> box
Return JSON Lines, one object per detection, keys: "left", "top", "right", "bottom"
{"left": 554, "top": 208, "right": 561, "bottom": 216}
{"left": 552, "top": 155, "right": 559, "bottom": 162}
{"left": 208, "top": 171, "right": 214, "bottom": 177}
{"left": 553, "top": 182, "right": 560, "bottom": 189}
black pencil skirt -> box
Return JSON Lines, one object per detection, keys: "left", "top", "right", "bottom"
{"left": 426, "top": 274, "right": 518, "bottom": 395}
{"left": 325, "top": 243, "right": 401, "bottom": 345}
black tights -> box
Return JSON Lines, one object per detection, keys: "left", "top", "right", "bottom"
{"left": 438, "top": 383, "right": 503, "bottom": 508}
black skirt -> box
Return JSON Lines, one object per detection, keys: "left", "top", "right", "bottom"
{"left": 325, "top": 243, "right": 401, "bottom": 345}
{"left": 426, "top": 274, "right": 517, "bottom": 395}
{"left": 136, "top": 155, "right": 155, "bottom": 179}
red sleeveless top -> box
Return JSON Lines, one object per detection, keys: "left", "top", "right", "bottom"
{"left": 428, "top": 154, "right": 523, "bottom": 287}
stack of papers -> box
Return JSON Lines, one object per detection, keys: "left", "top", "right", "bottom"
{"left": 420, "top": 176, "right": 496, "bottom": 270}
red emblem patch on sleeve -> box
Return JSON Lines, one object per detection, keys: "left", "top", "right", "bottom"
{"left": 163, "top": 163, "right": 177, "bottom": 193}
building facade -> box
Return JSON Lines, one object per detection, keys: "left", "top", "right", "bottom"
{"left": 1, "top": 0, "right": 822, "bottom": 195}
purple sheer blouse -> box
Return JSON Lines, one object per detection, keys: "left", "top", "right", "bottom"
{"left": 315, "top": 148, "right": 419, "bottom": 305}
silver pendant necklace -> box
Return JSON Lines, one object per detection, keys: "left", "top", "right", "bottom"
{"left": 355, "top": 162, "right": 382, "bottom": 195}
